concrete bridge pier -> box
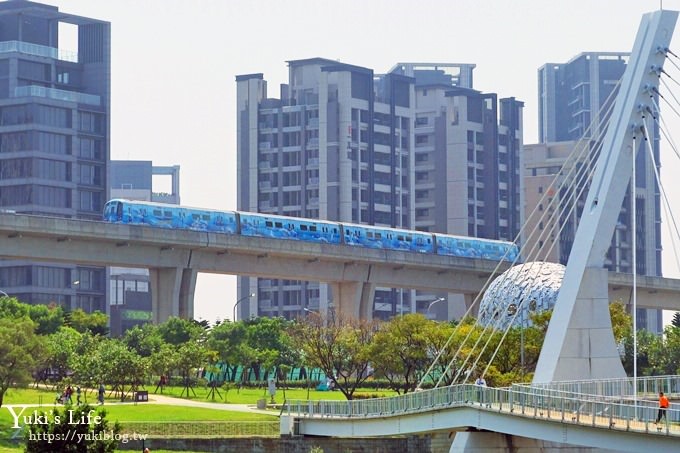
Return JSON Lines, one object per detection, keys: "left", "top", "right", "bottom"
{"left": 450, "top": 431, "right": 618, "bottom": 452}
{"left": 329, "top": 281, "right": 376, "bottom": 320}
{"left": 150, "top": 267, "right": 197, "bottom": 323}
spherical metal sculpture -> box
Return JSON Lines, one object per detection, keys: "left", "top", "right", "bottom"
{"left": 478, "top": 262, "right": 565, "bottom": 329}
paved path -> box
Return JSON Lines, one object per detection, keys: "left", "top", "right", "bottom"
{"left": 5, "top": 389, "right": 278, "bottom": 417}
{"left": 147, "top": 393, "right": 276, "bottom": 416}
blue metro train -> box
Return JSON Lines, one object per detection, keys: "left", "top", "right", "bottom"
{"left": 102, "top": 199, "right": 520, "bottom": 262}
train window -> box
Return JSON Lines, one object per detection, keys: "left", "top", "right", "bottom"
{"left": 310, "top": 226, "right": 317, "bottom": 232}
{"left": 153, "top": 209, "right": 162, "bottom": 216}
{"left": 265, "top": 221, "right": 273, "bottom": 227}
{"left": 397, "top": 235, "right": 404, "bottom": 241}
{"left": 275, "top": 222, "right": 283, "bottom": 228}
{"left": 407, "top": 236, "right": 413, "bottom": 242}
{"left": 192, "top": 214, "right": 200, "bottom": 220}
{"left": 202, "top": 215, "right": 209, "bottom": 221}
{"left": 345, "top": 229, "right": 350, "bottom": 234}
{"left": 163, "top": 211, "right": 172, "bottom": 218}
{"left": 300, "top": 225, "right": 308, "bottom": 231}
{"left": 334, "top": 228, "right": 338, "bottom": 233}
{"left": 367, "top": 232, "right": 373, "bottom": 239}
{"left": 427, "top": 238, "right": 431, "bottom": 243}
{"left": 375, "top": 233, "right": 382, "bottom": 239}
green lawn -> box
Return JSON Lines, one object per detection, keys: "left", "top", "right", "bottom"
{"left": 155, "top": 384, "right": 395, "bottom": 404}
{"left": 0, "top": 384, "right": 394, "bottom": 452}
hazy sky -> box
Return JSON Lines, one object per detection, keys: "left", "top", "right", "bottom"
{"left": 38, "top": 0, "right": 680, "bottom": 323}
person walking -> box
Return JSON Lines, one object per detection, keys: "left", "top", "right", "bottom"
{"left": 475, "top": 376, "right": 487, "bottom": 406}
{"left": 98, "top": 384, "right": 105, "bottom": 405}
{"left": 656, "top": 391, "right": 670, "bottom": 424}
{"left": 76, "top": 386, "right": 82, "bottom": 405}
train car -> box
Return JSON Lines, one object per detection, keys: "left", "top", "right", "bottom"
{"left": 341, "top": 223, "right": 434, "bottom": 253}
{"left": 478, "top": 239, "right": 519, "bottom": 261}
{"left": 102, "top": 199, "right": 238, "bottom": 233}
{"left": 103, "top": 199, "right": 519, "bottom": 263}
{"left": 433, "top": 232, "right": 519, "bottom": 262}
{"left": 239, "top": 212, "right": 341, "bottom": 244}
{"left": 433, "top": 234, "right": 481, "bottom": 258}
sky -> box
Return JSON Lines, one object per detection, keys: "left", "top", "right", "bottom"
{"left": 37, "top": 0, "right": 680, "bottom": 324}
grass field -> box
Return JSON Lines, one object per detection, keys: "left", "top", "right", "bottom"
{"left": 0, "top": 384, "right": 394, "bottom": 451}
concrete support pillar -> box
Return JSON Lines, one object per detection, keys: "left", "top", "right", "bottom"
{"left": 150, "top": 267, "right": 197, "bottom": 323}
{"left": 178, "top": 268, "right": 197, "bottom": 320}
{"left": 329, "top": 281, "right": 375, "bottom": 320}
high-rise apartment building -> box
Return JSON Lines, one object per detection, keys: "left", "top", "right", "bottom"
{"left": 236, "top": 59, "right": 523, "bottom": 321}
{"left": 109, "top": 160, "right": 180, "bottom": 336}
{"left": 533, "top": 52, "right": 662, "bottom": 332}
{"left": 391, "top": 63, "right": 523, "bottom": 319}
{"left": 237, "top": 58, "right": 415, "bottom": 319}
{"left": 0, "top": 1, "right": 110, "bottom": 313}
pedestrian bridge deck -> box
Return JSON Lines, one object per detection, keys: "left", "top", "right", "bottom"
{"left": 281, "top": 376, "right": 680, "bottom": 452}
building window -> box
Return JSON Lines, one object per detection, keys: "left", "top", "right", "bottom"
{"left": 79, "top": 111, "right": 104, "bottom": 134}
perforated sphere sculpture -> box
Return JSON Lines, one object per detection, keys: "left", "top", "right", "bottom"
{"left": 478, "top": 262, "right": 566, "bottom": 330}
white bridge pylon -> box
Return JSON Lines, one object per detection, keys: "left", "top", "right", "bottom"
{"left": 533, "top": 9, "right": 678, "bottom": 383}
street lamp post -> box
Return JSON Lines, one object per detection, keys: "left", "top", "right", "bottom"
{"left": 233, "top": 293, "right": 255, "bottom": 322}
{"left": 0, "top": 289, "right": 8, "bottom": 297}
{"left": 426, "top": 297, "right": 446, "bottom": 318}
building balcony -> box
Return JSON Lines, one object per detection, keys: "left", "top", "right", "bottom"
{"left": 0, "top": 40, "right": 77, "bottom": 62}
{"left": 14, "top": 85, "right": 101, "bottom": 106}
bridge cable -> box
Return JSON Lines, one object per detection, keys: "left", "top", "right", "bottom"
{"left": 444, "top": 90, "right": 615, "bottom": 385}
{"left": 426, "top": 92, "right": 616, "bottom": 387}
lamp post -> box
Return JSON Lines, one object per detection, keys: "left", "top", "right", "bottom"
{"left": 233, "top": 293, "right": 255, "bottom": 322}
{"left": 426, "top": 297, "right": 446, "bottom": 319}
{"left": 0, "top": 289, "right": 8, "bottom": 297}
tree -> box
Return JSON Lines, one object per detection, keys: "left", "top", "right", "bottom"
{"left": 207, "top": 321, "right": 248, "bottom": 382}
{"left": 622, "top": 328, "right": 665, "bottom": 376}
{"left": 66, "top": 308, "right": 109, "bottom": 336}
{"left": 368, "top": 314, "right": 438, "bottom": 394}
{"left": 41, "top": 327, "right": 82, "bottom": 384}
{"left": 24, "top": 404, "right": 120, "bottom": 453}
{"left": 243, "top": 317, "right": 298, "bottom": 381}
{"left": 158, "top": 317, "right": 204, "bottom": 345}
{"left": 123, "top": 323, "right": 163, "bottom": 357}
{"left": 0, "top": 318, "right": 44, "bottom": 407}
{"left": 609, "top": 300, "right": 632, "bottom": 345}
{"left": 96, "top": 339, "right": 149, "bottom": 400}
{"left": 0, "top": 297, "right": 63, "bottom": 334}
{"left": 70, "top": 332, "right": 105, "bottom": 401}
{"left": 175, "top": 341, "right": 209, "bottom": 397}
{"left": 672, "top": 312, "right": 680, "bottom": 328}
{"left": 289, "top": 312, "right": 374, "bottom": 400}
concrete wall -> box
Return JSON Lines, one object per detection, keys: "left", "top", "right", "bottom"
{"left": 119, "top": 434, "right": 443, "bottom": 453}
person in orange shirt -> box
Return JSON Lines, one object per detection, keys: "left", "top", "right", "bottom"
{"left": 656, "top": 391, "right": 670, "bottom": 424}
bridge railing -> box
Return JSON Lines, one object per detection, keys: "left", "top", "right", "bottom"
{"left": 526, "top": 375, "right": 680, "bottom": 399}
{"left": 283, "top": 384, "right": 478, "bottom": 418}
{"left": 282, "top": 383, "right": 680, "bottom": 435}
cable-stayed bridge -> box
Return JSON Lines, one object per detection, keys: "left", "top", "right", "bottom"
{"left": 281, "top": 8, "right": 680, "bottom": 452}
